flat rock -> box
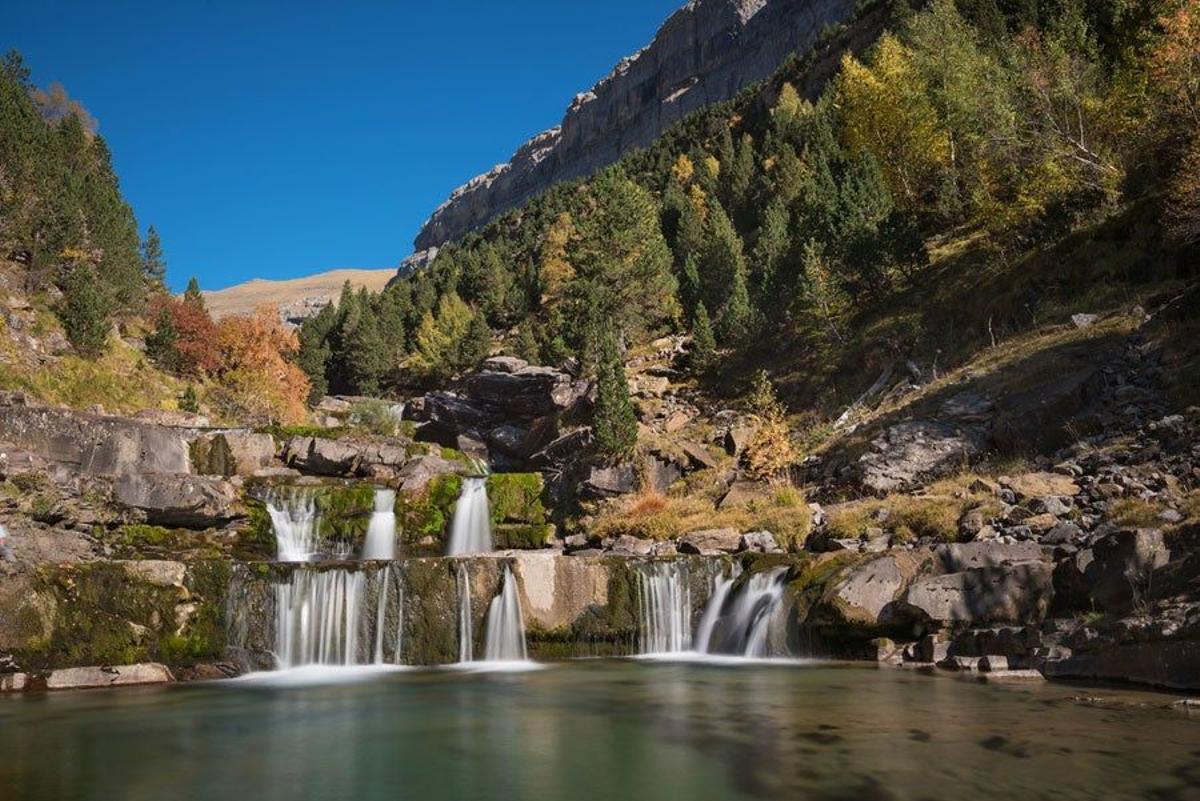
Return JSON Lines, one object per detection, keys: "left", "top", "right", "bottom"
{"left": 113, "top": 473, "right": 241, "bottom": 528}
{"left": 718, "top": 480, "right": 771, "bottom": 509}
{"left": 1002, "top": 472, "right": 1081, "bottom": 501}
{"left": 678, "top": 528, "right": 741, "bottom": 555}
{"left": 902, "top": 562, "right": 1055, "bottom": 625}
{"left": 858, "top": 421, "right": 985, "bottom": 494}
{"left": 45, "top": 663, "right": 175, "bottom": 690}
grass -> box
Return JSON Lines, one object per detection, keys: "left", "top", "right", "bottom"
{"left": 824, "top": 472, "right": 1005, "bottom": 543}
{"left": 589, "top": 473, "right": 814, "bottom": 549}
{"left": 1108, "top": 497, "right": 1168, "bottom": 528}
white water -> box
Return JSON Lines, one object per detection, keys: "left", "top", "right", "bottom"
{"left": 361, "top": 489, "right": 397, "bottom": 560}
{"left": 457, "top": 562, "right": 473, "bottom": 663}
{"left": 266, "top": 489, "right": 320, "bottom": 562}
{"left": 483, "top": 566, "right": 528, "bottom": 662}
{"left": 274, "top": 567, "right": 403, "bottom": 668}
{"left": 709, "top": 567, "right": 790, "bottom": 657}
{"left": 693, "top": 562, "right": 742, "bottom": 653}
{"left": 446, "top": 477, "right": 492, "bottom": 555}
{"left": 637, "top": 562, "right": 692, "bottom": 654}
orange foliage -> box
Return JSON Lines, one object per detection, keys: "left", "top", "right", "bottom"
{"left": 211, "top": 305, "right": 311, "bottom": 425}
{"left": 148, "top": 295, "right": 221, "bottom": 376}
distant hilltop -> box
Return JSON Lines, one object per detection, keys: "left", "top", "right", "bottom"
{"left": 411, "top": 0, "right": 854, "bottom": 255}
{"left": 202, "top": 268, "right": 396, "bottom": 324}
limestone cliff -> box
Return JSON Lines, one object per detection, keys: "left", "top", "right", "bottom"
{"left": 412, "top": 0, "right": 855, "bottom": 253}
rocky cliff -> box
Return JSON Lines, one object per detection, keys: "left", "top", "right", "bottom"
{"left": 411, "top": 0, "right": 855, "bottom": 253}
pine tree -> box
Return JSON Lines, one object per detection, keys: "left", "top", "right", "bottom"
{"left": 145, "top": 305, "right": 182, "bottom": 372}
{"left": 344, "top": 302, "right": 387, "bottom": 396}
{"left": 178, "top": 384, "right": 200, "bottom": 414}
{"left": 142, "top": 225, "right": 166, "bottom": 283}
{"left": 58, "top": 262, "right": 111, "bottom": 357}
{"left": 700, "top": 198, "right": 747, "bottom": 314}
{"left": 297, "top": 303, "right": 335, "bottom": 403}
{"left": 183, "top": 276, "right": 205, "bottom": 309}
{"left": 690, "top": 302, "right": 717, "bottom": 373}
{"left": 750, "top": 198, "right": 791, "bottom": 307}
{"left": 459, "top": 310, "right": 491, "bottom": 369}
{"left": 592, "top": 329, "right": 638, "bottom": 459}
{"left": 718, "top": 263, "right": 755, "bottom": 345}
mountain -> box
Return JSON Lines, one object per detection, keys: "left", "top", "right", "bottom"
{"left": 201, "top": 268, "right": 396, "bottom": 323}
{"left": 411, "top": 0, "right": 854, "bottom": 255}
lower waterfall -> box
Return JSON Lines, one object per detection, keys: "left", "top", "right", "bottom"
{"left": 266, "top": 488, "right": 319, "bottom": 562}
{"left": 704, "top": 567, "right": 790, "bottom": 657}
{"left": 483, "top": 566, "right": 527, "bottom": 662}
{"left": 637, "top": 562, "right": 692, "bottom": 654}
{"left": 457, "top": 562, "right": 473, "bottom": 662}
{"left": 273, "top": 566, "right": 404, "bottom": 668}
{"left": 361, "top": 489, "right": 397, "bottom": 560}
{"left": 446, "top": 477, "right": 492, "bottom": 555}
{"left": 693, "top": 563, "right": 742, "bottom": 653}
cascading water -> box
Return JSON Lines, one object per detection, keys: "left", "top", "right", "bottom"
{"left": 273, "top": 566, "right": 403, "bottom": 668}
{"left": 457, "top": 562, "right": 473, "bottom": 663}
{"left": 693, "top": 562, "right": 743, "bottom": 653}
{"left": 482, "top": 566, "right": 527, "bottom": 662}
{"left": 447, "top": 477, "right": 492, "bottom": 555}
{"left": 636, "top": 562, "right": 692, "bottom": 654}
{"left": 266, "top": 488, "right": 319, "bottom": 562}
{"left": 704, "top": 567, "right": 790, "bottom": 657}
{"left": 361, "top": 488, "right": 397, "bottom": 560}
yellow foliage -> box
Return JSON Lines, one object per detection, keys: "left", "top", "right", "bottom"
{"left": 212, "top": 305, "right": 309, "bottom": 425}
{"left": 670, "top": 154, "right": 695, "bottom": 185}
{"left": 837, "top": 34, "right": 951, "bottom": 205}
{"left": 538, "top": 212, "right": 576, "bottom": 307}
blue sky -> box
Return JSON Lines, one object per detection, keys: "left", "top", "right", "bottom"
{"left": 1, "top": 1, "right": 680, "bottom": 291}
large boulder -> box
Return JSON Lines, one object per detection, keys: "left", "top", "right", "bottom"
{"left": 395, "top": 454, "right": 461, "bottom": 493}
{"left": 190, "top": 431, "right": 275, "bottom": 476}
{"left": 465, "top": 366, "right": 583, "bottom": 418}
{"left": 0, "top": 401, "right": 192, "bottom": 477}
{"left": 934, "top": 542, "right": 1050, "bottom": 573}
{"left": 824, "top": 551, "right": 928, "bottom": 628}
{"left": 857, "top": 421, "right": 985, "bottom": 494}
{"left": 1084, "top": 528, "right": 1171, "bottom": 613}
{"left": 113, "top": 473, "right": 241, "bottom": 528}
{"left": 282, "top": 436, "right": 361, "bottom": 476}
{"left": 902, "top": 562, "right": 1055, "bottom": 626}
{"left": 678, "top": 528, "right": 741, "bottom": 555}
{"left": 581, "top": 464, "right": 638, "bottom": 498}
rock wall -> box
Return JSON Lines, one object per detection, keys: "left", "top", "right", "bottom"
{"left": 412, "top": 0, "right": 855, "bottom": 252}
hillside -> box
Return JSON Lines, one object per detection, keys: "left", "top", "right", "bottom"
{"left": 202, "top": 268, "right": 397, "bottom": 322}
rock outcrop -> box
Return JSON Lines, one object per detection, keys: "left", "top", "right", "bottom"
{"left": 410, "top": 0, "right": 855, "bottom": 253}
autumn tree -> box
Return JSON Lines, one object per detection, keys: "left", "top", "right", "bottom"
{"left": 212, "top": 306, "right": 310, "bottom": 425}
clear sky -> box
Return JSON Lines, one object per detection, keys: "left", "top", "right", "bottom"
{"left": 1, "top": 0, "right": 681, "bottom": 291}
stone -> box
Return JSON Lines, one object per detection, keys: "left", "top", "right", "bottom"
{"left": 395, "top": 454, "right": 460, "bottom": 493}
{"left": 723, "top": 421, "right": 760, "bottom": 456}
{"left": 481, "top": 355, "right": 528, "bottom": 374}
{"left": 315, "top": 396, "right": 352, "bottom": 414}
{"left": 283, "top": 436, "right": 361, "bottom": 476}
{"left": 826, "top": 552, "right": 926, "bottom": 627}
{"left": 563, "top": 534, "right": 590, "bottom": 551}
{"left": 718, "top": 480, "right": 771, "bottom": 509}
{"left": 934, "top": 541, "right": 1050, "bottom": 572}
{"left": 632, "top": 375, "right": 670, "bottom": 397}
{"left": 664, "top": 411, "right": 692, "bottom": 434}
{"left": 190, "top": 431, "right": 275, "bottom": 476}
{"left": 680, "top": 441, "right": 718, "bottom": 471}
{"left": 916, "top": 633, "right": 950, "bottom": 663}
{"left": 0, "top": 673, "right": 28, "bottom": 692}
{"left": 1003, "top": 472, "right": 1081, "bottom": 501}
{"left": 979, "top": 654, "right": 1009, "bottom": 672}
{"left": 1024, "top": 513, "right": 1059, "bottom": 532}
{"left": 642, "top": 456, "right": 683, "bottom": 494}
{"left": 465, "top": 366, "right": 582, "bottom": 418}
{"left": 582, "top": 464, "right": 638, "bottom": 497}
{"left": 606, "top": 535, "right": 655, "bottom": 556}
{"left": 1084, "top": 528, "right": 1171, "bottom": 613}
{"left": 1031, "top": 495, "right": 1072, "bottom": 516}
{"left": 678, "top": 528, "right": 741, "bottom": 555}
{"left": 857, "top": 421, "right": 985, "bottom": 494}
{"left": 488, "top": 424, "right": 533, "bottom": 458}
{"left": 977, "top": 669, "right": 1045, "bottom": 682}
{"left": 1071, "top": 313, "right": 1098, "bottom": 329}
{"left": 902, "top": 562, "right": 1055, "bottom": 625}
{"left": 940, "top": 655, "right": 982, "bottom": 671}
{"left": 122, "top": 560, "right": 187, "bottom": 589}
{"left": 45, "top": 663, "right": 174, "bottom": 690}
{"left": 113, "top": 473, "right": 241, "bottom": 528}
{"left": 411, "top": 0, "right": 855, "bottom": 251}
{"left": 738, "top": 530, "right": 779, "bottom": 553}
{"left": 1041, "top": 640, "right": 1200, "bottom": 690}
{"left": 530, "top": 428, "right": 592, "bottom": 469}
{"left": 1043, "top": 522, "right": 1084, "bottom": 545}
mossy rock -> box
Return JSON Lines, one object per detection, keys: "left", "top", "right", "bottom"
{"left": 17, "top": 560, "right": 230, "bottom": 671}
{"left": 311, "top": 483, "right": 376, "bottom": 549}
{"left": 493, "top": 523, "right": 556, "bottom": 550}
{"left": 395, "top": 474, "right": 462, "bottom": 550}
{"left": 486, "top": 473, "right": 547, "bottom": 525}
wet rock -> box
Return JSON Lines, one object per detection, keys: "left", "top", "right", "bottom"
{"left": 678, "top": 528, "right": 741, "bottom": 555}
{"left": 113, "top": 473, "right": 241, "bottom": 528}
{"left": 44, "top": 663, "right": 174, "bottom": 690}
{"left": 395, "top": 454, "right": 460, "bottom": 493}
{"left": 916, "top": 632, "right": 950, "bottom": 663}
{"left": 978, "top": 654, "right": 1009, "bottom": 672}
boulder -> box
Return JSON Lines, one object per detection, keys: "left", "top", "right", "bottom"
{"left": 1002, "top": 472, "right": 1081, "bottom": 501}
{"left": 190, "top": 431, "right": 275, "bottom": 476}
{"left": 902, "top": 562, "right": 1055, "bottom": 626}
{"left": 283, "top": 436, "right": 361, "bottom": 476}
{"left": 465, "top": 366, "right": 583, "bottom": 418}
{"left": 1084, "top": 528, "right": 1171, "bottom": 613}
{"left": 582, "top": 464, "right": 638, "bottom": 498}
{"left": 606, "top": 535, "right": 655, "bottom": 556}
{"left": 718, "top": 480, "right": 772, "bottom": 509}
{"left": 723, "top": 421, "right": 759, "bottom": 456}
{"left": 642, "top": 456, "right": 682, "bottom": 494}
{"left": 395, "top": 454, "right": 460, "bottom": 493}
{"left": 738, "top": 530, "right": 780, "bottom": 553}
{"left": 113, "top": 473, "right": 241, "bottom": 528}
{"left": 678, "top": 528, "right": 741, "bottom": 555}
{"left": 934, "top": 541, "right": 1049, "bottom": 573}
{"left": 825, "top": 551, "right": 926, "bottom": 628}
{"left": 857, "top": 421, "right": 985, "bottom": 494}
{"left": 481, "top": 355, "right": 528, "bottom": 374}
{"left": 680, "top": 441, "right": 718, "bottom": 471}
{"left": 45, "top": 663, "right": 174, "bottom": 690}
{"left": 530, "top": 428, "right": 592, "bottom": 469}
{"left": 488, "top": 424, "right": 533, "bottom": 458}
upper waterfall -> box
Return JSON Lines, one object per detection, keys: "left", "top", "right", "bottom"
{"left": 447, "top": 477, "right": 492, "bottom": 556}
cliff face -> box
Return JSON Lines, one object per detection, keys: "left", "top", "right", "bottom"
{"left": 412, "top": 0, "right": 855, "bottom": 252}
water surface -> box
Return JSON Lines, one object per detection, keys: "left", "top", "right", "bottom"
{"left": 2, "top": 661, "right": 1197, "bottom": 801}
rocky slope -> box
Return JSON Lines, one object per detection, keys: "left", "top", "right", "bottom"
{"left": 202, "top": 268, "right": 396, "bottom": 323}
{"left": 411, "top": 0, "right": 855, "bottom": 255}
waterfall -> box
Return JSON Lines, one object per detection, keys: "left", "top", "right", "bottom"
{"left": 457, "top": 562, "right": 473, "bottom": 663}
{"left": 361, "top": 488, "right": 397, "bottom": 560}
{"left": 636, "top": 562, "right": 692, "bottom": 654}
{"left": 447, "top": 477, "right": 492, "bottom": 555}
{"left": 273, "top": 567, "right": 403, "bottom": 668}
{"left": 483, "top": 566, "right": 527, "bottom": 662}
{"left": 693, "top": 562, "right": 742, "bottom": 653}
{"left": 704, "top": 567, "right": 790, "bottom": 657}
{"left": 266, "top": 488, "right": 320, "bottom": 562}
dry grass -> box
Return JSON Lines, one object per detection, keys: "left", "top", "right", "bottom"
{"left": 202, "top": 268, "right": 396, "bottom": 320}
{"left": 1108, "top": 497, "right": 1168, "bottom": 528}
{"left": 825, "top": 472, "right": 1003, "bottom": 543}
{"left": 590, "top": 475, "right": 814, "bottom": 549}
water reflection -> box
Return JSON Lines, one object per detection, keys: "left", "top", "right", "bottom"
{"left": 1, "top": 663, "right": 1197, "bottom": 801}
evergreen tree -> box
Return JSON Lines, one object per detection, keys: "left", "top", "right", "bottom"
{"left": 750, "top": 198, "right": 791, "bottom": 307}
{"left": 142, "top": 225, "right": 166, "bottom": 283}
{"left": 297, "top": 303, "right": 336, "bottom": 403}
{"left": 145, "top": 305, "right": 181, "bottom": 372}
{"left": 459, "top": 310, "right": 491, "bottom": 370}
{"left": 183, "top": 276, "right": 205, "bottom": 309}
{"left": 344, "top": 302, "right": 387, "bottom": 396}
{"left": 592, "top": 329, "right": 638, "bottom": 459}
{"left": 178, "top": 384, "right": 200, "bottom": 414}
{"left": 699, "top": 198, "right": 747, "bottom": 314}
{"left": 718, "top": 262, "right": 755, "bottom": 346}
{"left": 57, "top": 262, "right": 111, "bottom": 357}
{"left": 690, "top": 302, "right": 717, "bottom": 373}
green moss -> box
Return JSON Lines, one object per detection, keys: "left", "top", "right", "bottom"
{"left": 493, "top": 523, "right": 556, "bottom": 549}
{"left": 400, "top": 559, "right": 460, "bottom": 664}
{"left": 234, "top": 499, "right": 277, "bottom": 560}
{"left": 486, "top": 473, "right": 547, "bottom": 526}
{"left": 396, "top": 474, "right": 463, "bottom": 551}
{"left": 117, "top": 524, "right": 175, "bottom": 547}
{"left": 312, "top": 483, "right": 376, "bottom": 548}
